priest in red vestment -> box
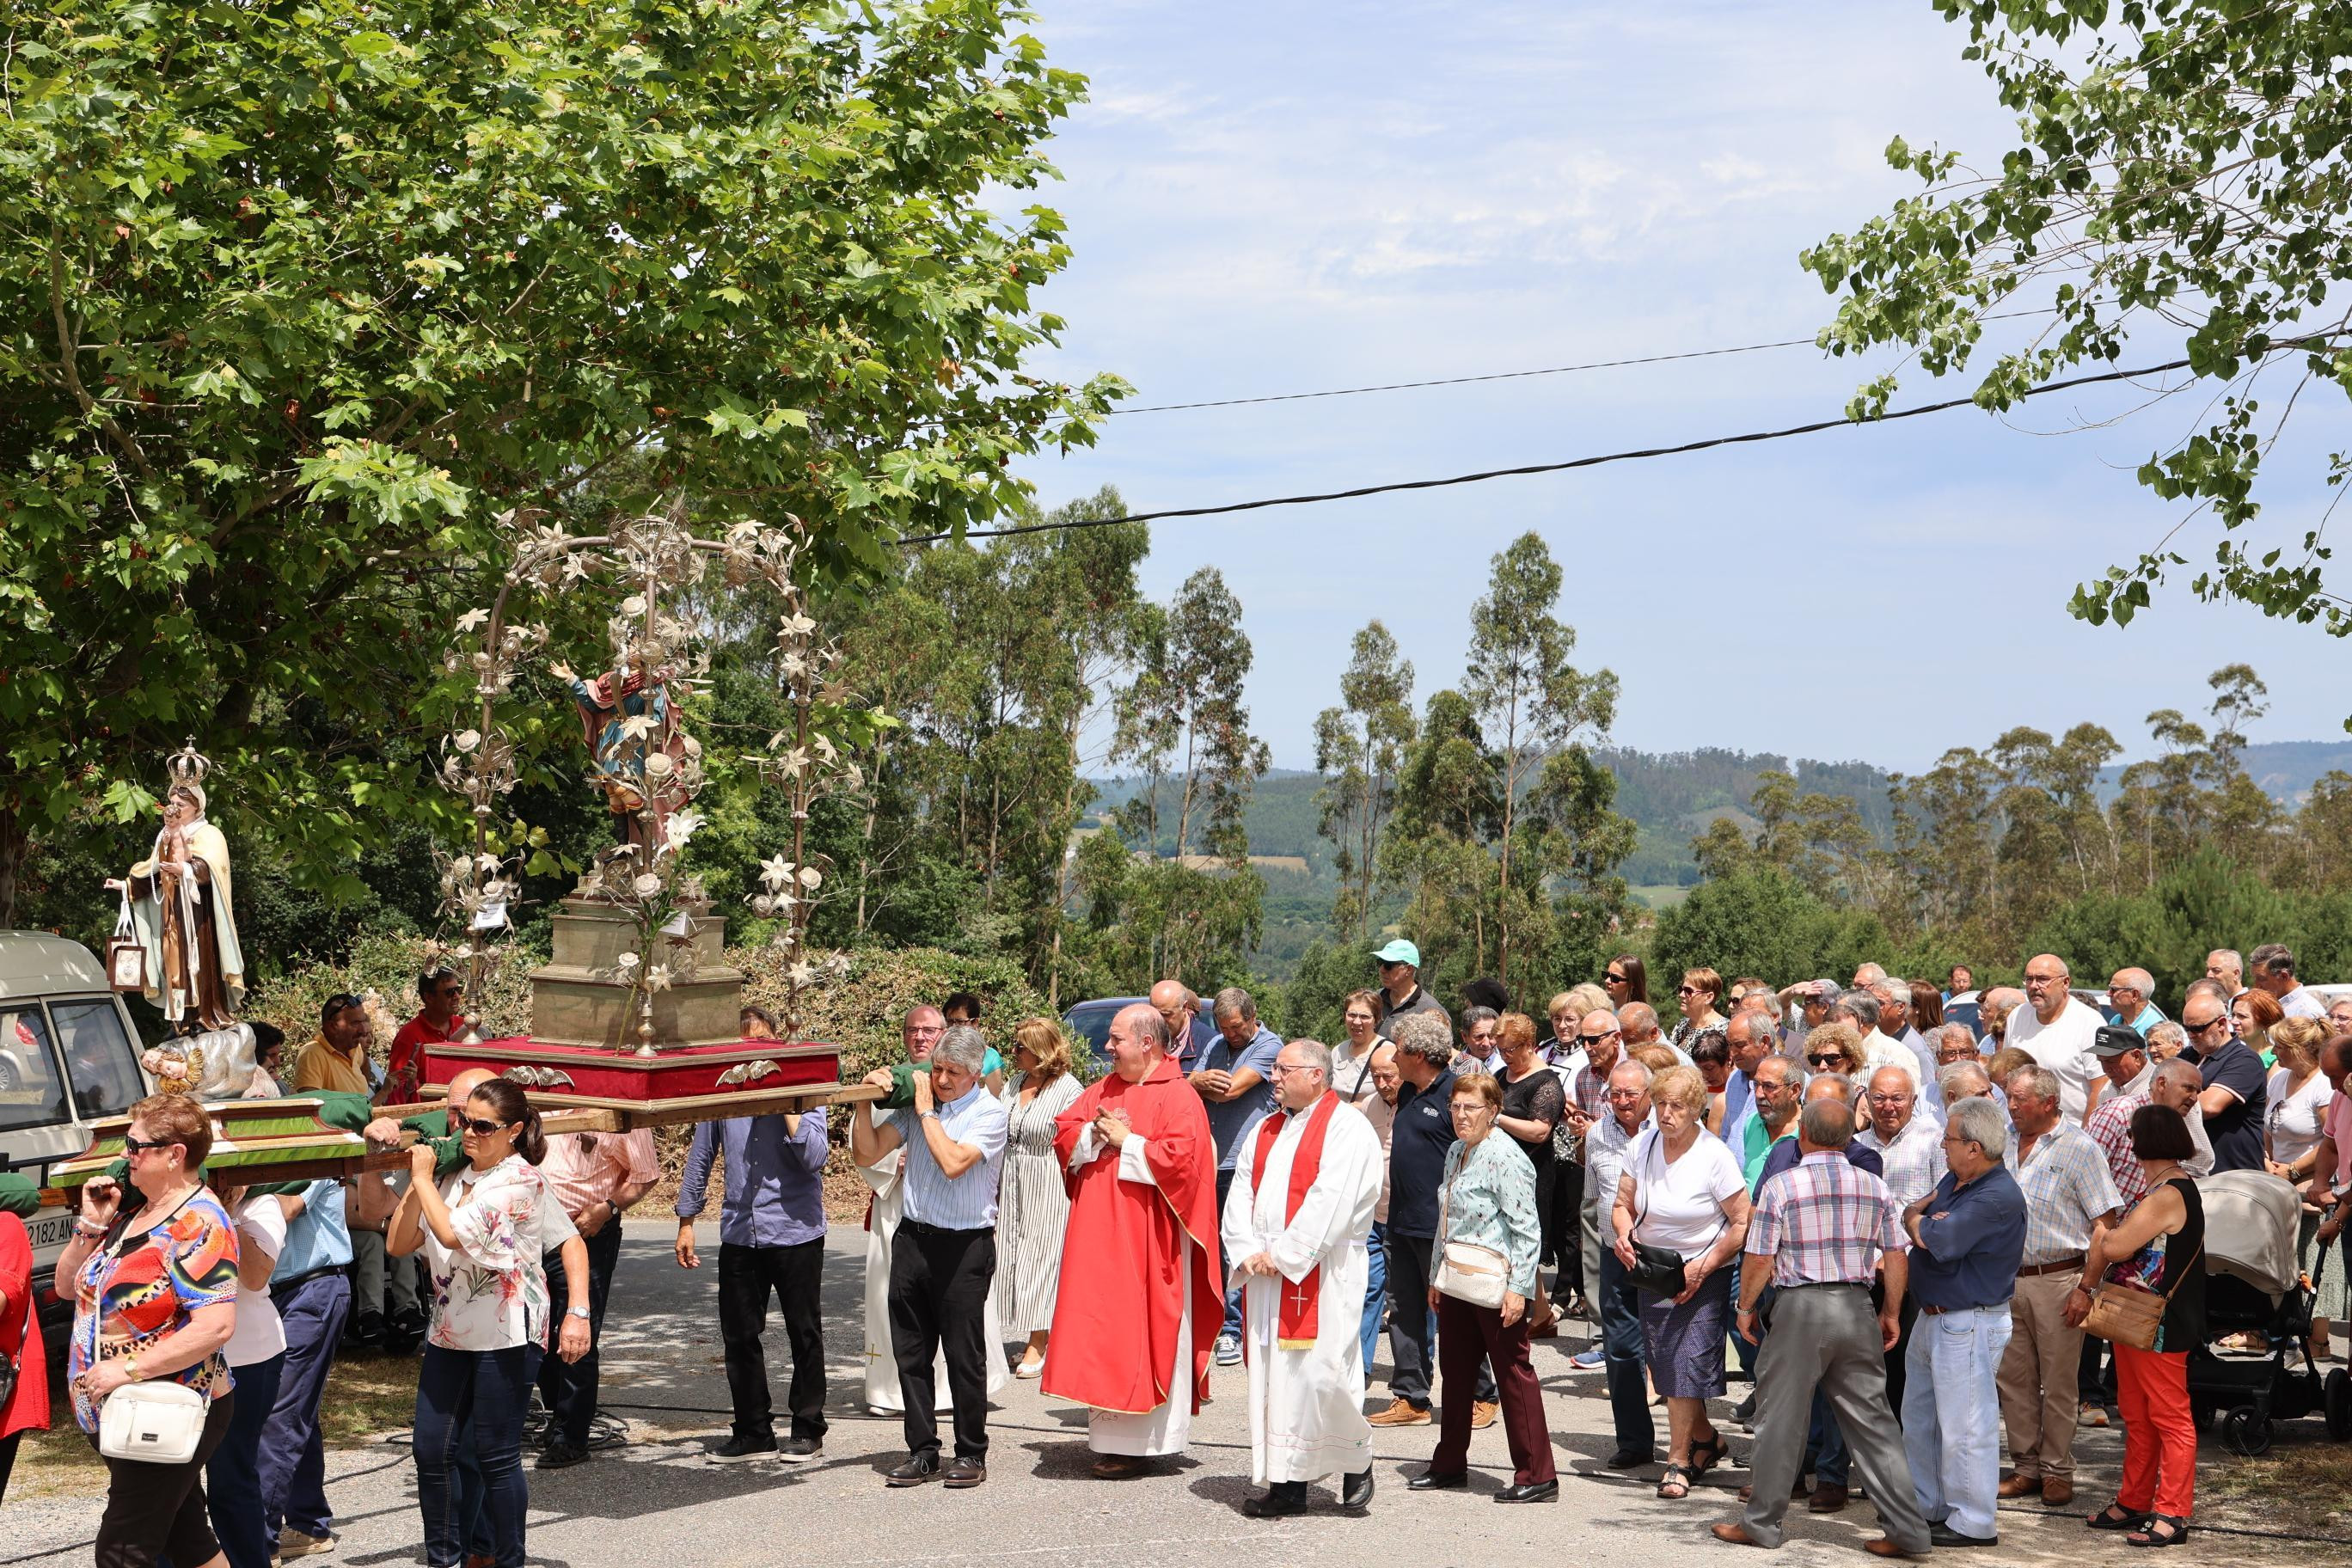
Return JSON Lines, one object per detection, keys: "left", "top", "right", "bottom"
{"left": 1043, "top": 1002, "right": 1222, "bottom": 1479}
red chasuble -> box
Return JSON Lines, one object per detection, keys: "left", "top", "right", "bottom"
{"left": 1041, "top": 1052, "right": 1223, "bottom": 1416}
{"left": 1246, "top": 1089, "right": 1340, "bottom": 1351}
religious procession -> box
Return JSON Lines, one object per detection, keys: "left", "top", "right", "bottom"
{"left": 10, "top": 3, "right": 2352, "bottom": 1568}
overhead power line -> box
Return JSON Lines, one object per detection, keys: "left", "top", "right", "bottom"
{"left": 1098, "top": 308, "right": 2058, "bottom": 415}
{"left": 898, "top": 352, "right": 2200, "bottom": 547}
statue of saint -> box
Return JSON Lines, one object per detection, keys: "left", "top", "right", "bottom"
{"left": 105, "top": 748, "right": 247, "bottom": 1032}
{"left": 551, "top": 655, "right": 689, "bottom": 857}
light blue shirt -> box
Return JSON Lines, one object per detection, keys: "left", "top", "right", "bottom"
{"left": 890, "top": 1083, "right": 1009, "bottom": 1229}
{"left": 271, "top": 1178, "right": 352, "bottom": 1280}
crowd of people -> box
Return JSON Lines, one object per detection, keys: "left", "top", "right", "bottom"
{"left": 4, "top": 940, "right": 2348, "bottom": 1564}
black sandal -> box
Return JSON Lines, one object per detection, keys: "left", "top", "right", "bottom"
{"left": 1687, "top": 1430, "right": 1730, "bottom": 1479}
{"left": 2128, "top": 1514, "right": 2191, "bottom": 1547}
{"left": 1656, "top": 1464, "right": 1692, "bottom": 1499}
{"left": 2088, "top": 1503, "right": 2147, "bottom": 1531}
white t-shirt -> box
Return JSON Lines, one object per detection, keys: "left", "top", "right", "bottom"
{"left": 2267, "top": 1069, "right": 2334, "bottom": 1166}
{"left": 2007, "top": 995, "right": 2107, "bottom": 1121}
{"left": 1626, "top": 1127, "right": 1747, "bottom": 1260}
{"left": 224, "top": 1194, "right": 289, "bottom": 1367}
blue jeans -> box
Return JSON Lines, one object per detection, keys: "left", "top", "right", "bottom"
{"left": 1903, "top": 1303, "right": 2011, "bottom": 1540}
{"left": 414, "top": 1344, "right": 531, "bottom": 1568}
{"left": 1216, "top": 1167, "right": 1245, "bottom": 1338}
{"left": 206, "top": 1352, "right": 285, "bottom": 1568}
{"left": 1359, "top": 1221, "right": 1389, "bottom": 1376}
{"left": 1597, "top": 1249, "right": 1655, "bottom": 1456}
{"left": 1807, "top": 1389, "right": 1849, "bottom": 1487}
{"left": 259, "top": 1271, "right": 350, "bottom": 1540}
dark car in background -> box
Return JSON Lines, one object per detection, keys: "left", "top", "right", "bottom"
{"left": 1062, "top": 996, "right": 1212, "bottom": 1074}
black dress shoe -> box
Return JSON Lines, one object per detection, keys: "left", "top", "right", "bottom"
{"left": 1340, "top": 1468, "right": 1374, "bottom": 1510}
{"left": 885, "top": 1454, "right": 940, "bottom": 1486}
{"left": 536, "top": 1441, "right": 589, "bottom": 1470}
{"left": 1495, "top": 1479, "right": 1559, "bottom": 1504}
{"left": 943, "top": 1456, "right": 986, "bottom": 1489}
{"left": 1406, "top": 1468, "right": 1468, "bottom": 1491}
{"left": 1604, "top": 1448, "right": 1655, "bottom": 1470}
{"left": 1242, "top": 1482, "right": 1308, "bottom": 1517}
{"left": 1929, "top": 1524, "right": 1997, "bottom": 1548}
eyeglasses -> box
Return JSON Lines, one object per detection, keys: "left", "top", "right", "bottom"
{"left": 1449, "top": 1103, "right": 1492, "bottom": 1118}
{"left": 2023, "top": 973, "right": 2065, "bottom": 988}
{"left": 457, "top": 1116, "right": 511, "bottom": 1136}
{"left": 322, "top": 992, "right": 364, "bottom": 1016}
{"left": 1268, "top": 1063, "right": 1319, "bottom": 1079}
{"left": 1867, "top": 1091, "right": 1912, "bottom": 1105}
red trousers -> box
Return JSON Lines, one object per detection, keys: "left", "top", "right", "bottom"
{"left": 2113, "top": 1344, "right": 2196, "bottom": 1518}
{"left": 1430, "top": 1292, "right": 1556, "bottom": 1485}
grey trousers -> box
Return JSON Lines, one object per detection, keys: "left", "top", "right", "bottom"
{"left": 351, "top": 1228, "right": 423, "bottom": 1323}
{"left": 1742, "top": 1284, "right": 1930, "bottom": 1552}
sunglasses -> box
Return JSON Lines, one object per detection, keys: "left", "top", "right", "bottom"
{"left": 122, "top": 1132, "right": 180, "bottom": 1155}
{"left": 2185, "top": 1015, "right": 2229, "bottom": 1034}
{"left": 1605, "top": 972, "right": 1627, "bottom": 984}
{"left": 1806, "top": 1053, "right": 1847, "bottom": 1067}
{"left": 1578, "top": 1028, "right": 1620, "bottom": 1044}
{"left": 457, "top": 1115, "right": 511, "bottom": 1136}
{"left": 1676, "top": 984, "right": 1703, "bottom": 996}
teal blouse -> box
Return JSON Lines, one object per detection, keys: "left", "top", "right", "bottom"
{"left": 1438, "top": 1132, "right": 1542, "bottom": 1295}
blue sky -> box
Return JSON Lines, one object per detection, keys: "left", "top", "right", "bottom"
{"left": 1008, "top": 3, "right": 2346, "bottom": 775}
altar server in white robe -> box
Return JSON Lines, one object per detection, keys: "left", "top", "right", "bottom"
{"left": 1221, "top": 1038, "right": 1386, "bottom": 1516}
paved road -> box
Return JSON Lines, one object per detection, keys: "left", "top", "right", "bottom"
{"left": 4, "top": 1221, "right": 2303, "bottom": 1567}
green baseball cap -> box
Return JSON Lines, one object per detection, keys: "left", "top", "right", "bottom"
{"left": 1371, "top": 939, "right": 1421, "bottom": 967}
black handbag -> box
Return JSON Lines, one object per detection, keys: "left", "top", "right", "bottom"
{"left": 1627, "top": 1136, "right": 1706, "bottom": 1296}
{"left": 0, "top": 1344, "right": 15, "bottom": 1412}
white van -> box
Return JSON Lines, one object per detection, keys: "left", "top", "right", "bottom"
{"left": 0, "top": 931, "right": 155, "bottom": 1348}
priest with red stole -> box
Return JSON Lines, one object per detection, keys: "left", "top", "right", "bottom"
{"left": 1044, "top": 1002, "right": 1222, "bottom": 1479}
{"left": 1221, "top": 1038, "right": 1386, "bottom": 1516}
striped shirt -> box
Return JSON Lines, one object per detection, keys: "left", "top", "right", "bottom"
{"left": 1857, "top": 1112, "right": 1946, "bottom": 1210}
{"left": 889, "top": 1083, "right": 1009, "bottom": 1230}
{"left": 2013, "top": 1119, "right": 2122, "bottom": 1265}
{"left": 1746, "top": 1151, "right": 1906, "bottom": 1288}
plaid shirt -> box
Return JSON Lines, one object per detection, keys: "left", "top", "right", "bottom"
{"left": 1745, "top": 1151, "right": 1907, "bottom": 1288}
{"left": 1857, "top": 1112, "right": 1947, "bottom": 1210}
{"left": 2013, "top": 1119, "right": 2123, "bottom": 1265}
{"left": 2085, "top": 1089, "right": 2153, "bottom": 1208}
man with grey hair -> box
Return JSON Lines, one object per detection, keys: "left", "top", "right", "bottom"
{"left": 1222, "top": 1037, "right": 1384, "bottom": 1515}
{"left": 2207, "top": 947, "right": 2245, "bottom": 993}
{"left": 1871, "top": 977, "right": 1938, "bottom": 1089}
{"left": 1370, "top": 1011, "right": 1498, "bottom": 1428}
{"left": 1993, "top": 1063, "right": 2120, "bottom": 1508}
{"left": 853, "top": 1023, "right": 1010, "bottom": 1487}
{"left": 2251, "top": 941, "right": 2328, "bottom": 1018}
{"left": 1194, "top": 986, "right": 1286, "bottom": 1364}
{"left": 1455, "top": 1004, "right": 1502, "bottom": 1075}
{"left": 1939, "top": 1060, "right": 1994, "bottom": 1107}
{"left": 1934, "top": 1022, "right": 1982, "bottom": 1066}
{"left": 1588, "top": 1057, "right": 1658, "bottom": 1467}
{"left": 1898, "top": 1095, "right": 2026, "bottom": 1547}
{"left": 2105, "top": 967, "right": 2165, "bottom": 1036}
{"left": 1834, "top": 989, "right": 1919, "bottom": 1093}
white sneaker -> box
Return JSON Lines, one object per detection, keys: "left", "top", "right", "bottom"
{"left": 1213, "top": 1333, "right": 1243, "bottom": 1366}
{"left": 277, "top": 1529, "right": 335, "bottom": 1560}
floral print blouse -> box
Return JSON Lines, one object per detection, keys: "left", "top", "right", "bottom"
{"left": 70, "top": 1187, "right": 241, "bottom": 1432}
{"left": 422, "top": 1155, "right": 567, "bottom": 1353}
{"left": 1437, "top": 1133, "right": 1542, "bottom": 1295}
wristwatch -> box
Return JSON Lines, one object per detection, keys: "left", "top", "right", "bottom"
{"left": 123, "top": 1354, "right": 143, "bottom": 1383}
{"left": 567, "top": 1304, "right": 591, "bottom": 1320}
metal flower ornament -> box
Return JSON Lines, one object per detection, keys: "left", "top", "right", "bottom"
{"left": 434, "top": 499, "right": 873, "bottom": 1055}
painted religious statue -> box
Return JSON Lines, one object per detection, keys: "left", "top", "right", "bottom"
{"left": 551, "top": 655, "right": 689, "bottom": 856}
{"left": 105, "top": 743, "right": 247, "bottom": 1033}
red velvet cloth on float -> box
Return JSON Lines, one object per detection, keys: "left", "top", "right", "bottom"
{"left": 421, "top": 1034, "right": 842, "bottom": 1112}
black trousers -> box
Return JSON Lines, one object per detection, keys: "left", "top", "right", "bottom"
{"left": 1553, "top": 1160, "right": 1586, "bottom": 1295}
{"left": 536, "top": 1220, "right": 622, "bottom": 1447}
{"left": 889, "top": 1222, "right": 997, "bottom": 1461}
{"left": 718, "top": 1240, "right": 829, "bottom": 1442}
{"left": 95, "top": 1389, "right": 235, "bottom": 1568}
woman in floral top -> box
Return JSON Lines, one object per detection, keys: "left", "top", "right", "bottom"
{"left": 53, "top": 1093, "right": 241, "bottom": 1568}
{"left": 389, "top": 1079, "right": 589, "bottom": 1568}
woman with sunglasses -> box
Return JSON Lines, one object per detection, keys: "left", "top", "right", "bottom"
{"left": 389, "top": 1079, "right": 591, "bottom": 1568}
{"left": 1803, "top": 1021, "right": 1867, "bottom": 1086}
{"left": 1669, "top": 969, "right": 1725, "bottom": 1052}
{"left": 57, "top": 1093, "right": 242, "bottom": 1568}
{"left": 1602, "top": 956, "right": 1648, "bottom": 1008}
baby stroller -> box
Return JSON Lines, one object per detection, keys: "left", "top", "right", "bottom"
{"left": 2184, "top": 1170, "right": 2352, "bottom": 1453}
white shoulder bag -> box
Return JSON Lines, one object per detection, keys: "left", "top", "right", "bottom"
{"left": 98, "top": 1378, "right": 208, "bottom": 1464}
{"left": 1432, "top": 1160, "right": 1510, "bottom": 1309}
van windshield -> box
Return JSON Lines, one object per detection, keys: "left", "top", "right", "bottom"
{"left": 0, "top": 1007, "right": 70, "bottom": 1132}
{"left": 53, "top": 1001, "right": 144, "bottom": 1118}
